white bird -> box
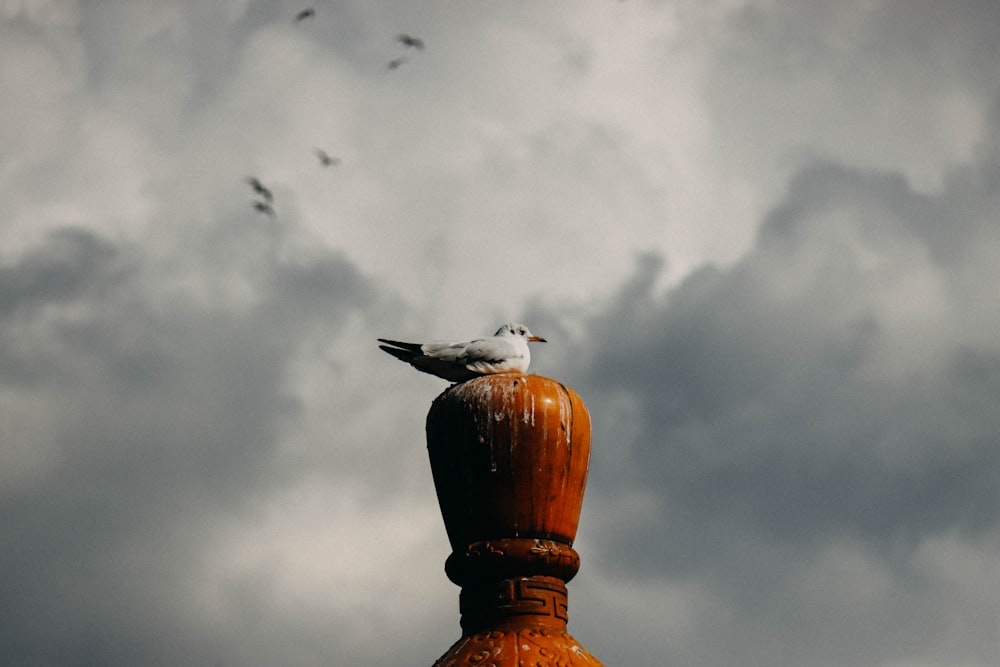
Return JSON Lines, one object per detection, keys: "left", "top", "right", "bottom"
{"left": 378, "top": 323, "right": 546, "bottom": 382}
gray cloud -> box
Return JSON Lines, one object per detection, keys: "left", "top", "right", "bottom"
{"left": 552, "top": 150, "right": 1000, "bottom": 665}
{"left": 706, "top": 0, "right": 1000, "bottom": 195}
{"left": 0, "top": 217, "right": 388, "bottom": 665}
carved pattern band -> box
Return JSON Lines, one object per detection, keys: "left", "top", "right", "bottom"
{"left": 433, "top": 625, "right": 603, "bottom": 666}
{"left": 446, "top": 538, "right": 581, "bottom": 586}
{"left": 460, "top": 576, "right": 569, "bottom": 633}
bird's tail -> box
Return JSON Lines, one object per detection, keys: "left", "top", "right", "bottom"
{"left": 377, "top": 339, "right": 422, "bottom": 363}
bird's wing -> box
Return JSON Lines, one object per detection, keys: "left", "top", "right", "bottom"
{"left": 457, "top": 337, "right": 509, "bottom": 361}
{"left": 378, "top": 339, "right": 475, "bottom": 381}
{"left": 420, "top": 339, "right": 476, "bottom": 364}
{"left": 456, "top": 337, "right": 525, "bottom": 375}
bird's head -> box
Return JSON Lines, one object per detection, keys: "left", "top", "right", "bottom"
{"left": 496, "top": 323, "right": 546, "bottom": 342}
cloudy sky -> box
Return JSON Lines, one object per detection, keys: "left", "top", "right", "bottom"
{"left": 3, "top": 1, "right": 1000, "bottom": 665}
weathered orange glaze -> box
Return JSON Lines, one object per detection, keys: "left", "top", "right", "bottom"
{"left": 426, "top": 374, "right": 591, "bottom": 552}
{"left": 426, "top": 374, "right": 603, "bottom": 666}
{"left": 433, "top": 617, "right": 603, "bottom": 667}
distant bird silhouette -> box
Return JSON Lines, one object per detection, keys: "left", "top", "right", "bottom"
{"left": 397, "top": 33, "right": 425, "bottom": 50}
{"left": 245, "top": 177, "right": 273, "bottom": 203}
{"left": 251, "top": 200, "right": 275, "bottom": 217}
{"left": 387, "top": 56, "right": 408, "bottom": 70}
{"left": 294, "top": 8, "right": 315, "bottom": 23}
{"left": 315, "top": 149, "right": 341, "bottom": 167}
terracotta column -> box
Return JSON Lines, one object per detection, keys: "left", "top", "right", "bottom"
{"left": 426, "top": 374, "right": 604, "bottom": 666}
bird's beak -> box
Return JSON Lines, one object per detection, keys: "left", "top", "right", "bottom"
{"left": 528, "top": 335, "right": 547, "bottom": 343}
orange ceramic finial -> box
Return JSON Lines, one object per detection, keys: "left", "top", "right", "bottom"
{"left": 426, "top": 374, "right": 604, "bottom": 666}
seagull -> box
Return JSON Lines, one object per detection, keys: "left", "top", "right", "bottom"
{"left": 245, "top": 177, "right": 273, "bottom": 203}
{"left": 386, "top": 56, "right": 408, "bottom": 70}
{"left": 397, "top": 33, "right": 425, "bottom": 50}
{"left": 294, "top": 8, "right": 315, "bottom": 23}
{"left": 378, "top": 323, "right": 546, "bottom": 382}
{"left": 315, "top": 148, "right": 341, "bottom": 167}
{"left": 251, "top": 200, "right": 275, "bottom": 217}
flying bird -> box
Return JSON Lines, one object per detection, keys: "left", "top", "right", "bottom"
{"left": 378, "top": 323, "right": 546, "bottom": 382}
{"left": 245, "top": 177, "right": 273, "bottom": 203}
{"left": 251, "top": 200, "right": 275, "bottom": 217}
{"left": 294, "top": 8, "right": 315, "bottom": 23}
{"left": 397, "top": 33, "right": 425, "bottom": 50}
{"left": 386, "top": 56, "right": 408, "bottom": 70}
{"left": 315, "top": 149, "right": 341, "bottom": 167}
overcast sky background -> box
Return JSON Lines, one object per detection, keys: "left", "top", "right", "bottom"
{"left": 3, "top": 1, "right": 1000, "bottom": 665}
